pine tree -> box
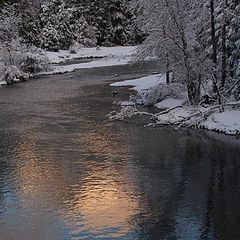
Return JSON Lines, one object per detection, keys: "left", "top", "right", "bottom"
{"left": 19, "top": 0, "right": 41, "bottom": 47}
{"left": 39, "top": 0, "right": 73, "bottom": 51}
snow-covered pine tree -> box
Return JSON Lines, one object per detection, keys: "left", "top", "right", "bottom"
{"left": 69, "top": 1, "right": 97, "bottom": 47}
{"left": 84, "top": 0, "right": 110, "bottom": 45}
{"left": 106, "top": 0, "right": 139, "bottom": 46}
{"left": 106, "top": 0, "right": 128, "bottom": 45}
{"left": 39, "top": 0, "right": 73, "bottom": 51}
{"left": 0, "top": 3, "right": 19, "bottom": 44}
{"left": 19, "top": 0, "right": 41, "bottom": 47}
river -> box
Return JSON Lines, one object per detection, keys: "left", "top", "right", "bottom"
{"left": 0, "top": 62, "right": 240, "bottom": 240}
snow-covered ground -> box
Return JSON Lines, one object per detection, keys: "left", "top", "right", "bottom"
{"left": 155, "top": 98, "right": 184, "bottom": 109}
{"left": 201, "top": 110, "right": 240, "bottom": 135}
{"left": 40, "top": 46, "right": 137, "bottom": 75}
{"left": 110, "top": 73, "right": 165, "bottom": 91}
{"left": 47, "top": 46, "right": 137, "bottom": 64}
{"left": 40, "top": 56, "right": 133, "bottom": 75}
{"left": 110, "top": 74, "right": 240, "bottom": 135}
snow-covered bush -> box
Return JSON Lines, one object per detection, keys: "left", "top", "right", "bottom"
{"left": 0, "top": 4, "right": 49, "bottom": 84}
{"left": 0, "top": 39, "right": 49, "bottom": 74}
{"left": 4, "top": 65, "right": 29, "bottom": 85}
{"left": 137, "top": 83, "right": 188, "bottom": 106}
{"left": 68, "top": 41, "right": 83, "bottom": 54}
{"left": 21, "top": 47, "right": 49, "bottom": 73}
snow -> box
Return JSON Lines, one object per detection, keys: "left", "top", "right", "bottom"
{"left": 47, "top": 46, "right": 137, "bottom": 64}
{"left": 153, "top": 106, "right": 240, "bottom": 135}
{"left": 38, "top": 46, "right": 138, "bottom": 75}
{"left": 201, "top": 110, "right": 240, "bottom": 135}
{"left": 119, "top": 101, "right": 136, "bottom": 107}
{"left": 39, "top": 56, "right": 133, "bottom": 75}
{"left": 155, "top": 107, "right": 194, "bottom": 124}
{"left": 155, "top": 98, "right": 184, "bottom": 109}
{"left": 110, "top": 74, "right": 166, "bottom": 91}
{"left": 0, "top": 80, "right": 7, "bottom": 86}
{"left": 110, "top": 73, "right": 240, "bottom": 136}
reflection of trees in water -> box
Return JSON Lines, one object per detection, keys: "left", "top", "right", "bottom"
{"left": 127, "top": 130, "right": 240, "bottom": 240}
{"left": 202, "top": 142, "right": 240, "bottom": 240}
{"left": 126, "top": 128, "right": 189, "bottom": 239}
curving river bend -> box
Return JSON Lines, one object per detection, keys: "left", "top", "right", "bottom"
{"left": 0, "top": 63, "right": 240, "bottom": 240}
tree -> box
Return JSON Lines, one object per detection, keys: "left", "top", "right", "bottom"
{"left": 19, "top": 0, "right": 41, "bottom": 46}
{"left": 39, "top": 0, "right": 73, "bottom": 51}
{"left": 135, "top": 0, "right": 240, "bottom": 105}
{"left": 135, "top": 0, "right": 204, "bottom": 105}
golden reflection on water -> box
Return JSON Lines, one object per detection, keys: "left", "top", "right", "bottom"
{"left": 11, "top": 124, "right": 138, "bottom": 238}
{"left": 81, "top": 128, "right": 130, "bottom": 159}
{"left": 67, "top": 168, "right": 138, "bottom": 236}
{"left": 64, "top": 127, "right": 138, "bottom": 236}
{"left": 13, "top": 135, "right": 69, "bottom": 209}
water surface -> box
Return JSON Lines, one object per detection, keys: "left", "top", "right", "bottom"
{"left": 0, "top": 64, "right": 240, "bottom": 240}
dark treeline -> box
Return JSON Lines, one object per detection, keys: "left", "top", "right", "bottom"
{"left": 0, "top": 0, "right": 144, "bottom": 51}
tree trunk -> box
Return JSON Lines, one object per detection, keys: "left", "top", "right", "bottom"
{"left": 166, "top": 52, "right": 170, "bottom": 85}
{"left": 221, "top": 0, "right": 228, "bottom": 88}
{"left": 210, "top": 0, "right": 218, "bottom": 89}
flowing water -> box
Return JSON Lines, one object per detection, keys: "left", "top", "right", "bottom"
{"left": 0, "top": 63, "right": 240, "bottom": 240}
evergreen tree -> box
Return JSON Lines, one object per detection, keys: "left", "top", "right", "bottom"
{"left": 19, "top": 0, "right": 41, "bottom": 47}
{"left": 40, "top": 0, "right": 73, "bottom": 51}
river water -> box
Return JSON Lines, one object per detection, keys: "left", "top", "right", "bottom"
{"left": 0, "top": 63, "right": 240, "bottom": 240}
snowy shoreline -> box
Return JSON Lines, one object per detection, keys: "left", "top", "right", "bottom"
{"left": 39, "top": 46, "right": 137, "bottom": 75}
{"left": 0, "top": 46, "right": 137, "bottom": 85}
{"left": 110, "top": 74, "right": 240, "bottom": 136}
{"left": 46, "top": 46, "right": 137, "bottom": 64}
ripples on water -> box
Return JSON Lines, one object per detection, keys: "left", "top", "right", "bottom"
{"left": 0, "top": 76, "right": 240, "bottom": 240}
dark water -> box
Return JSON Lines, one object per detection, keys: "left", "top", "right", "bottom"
{"left": 0, "top": 64, "right": 240, "bottom": 240}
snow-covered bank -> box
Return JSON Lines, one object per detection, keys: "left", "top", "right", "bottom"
{"left": 47, "top": 46, "right": 137, "bottom": 64}
{"left": 110, "top": 73, "right": 187, "bottom": 106}
{"left": 110, "top": 74, "right": 240, "bottom": 135}
{"left": 1, "top": 46, "right": 137, "bottom": 82}
{"left": 40, "top": 56, "right": 133, "bottom": 75}
{"left": 201, "top": 110, "right": 240, "bottom": 135}
{"left": 110, "top": 73, "right": 165, "bottom": 91}
{"left": 39, "top": 46, "right": 138, "bottom": 75}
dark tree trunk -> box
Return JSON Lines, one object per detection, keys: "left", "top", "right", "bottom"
{"left": 210, "top": 0, "right": 222, "bottom": 104}
{"left": 166, "top": 52, "right": 170, "bottom": 85}
{"left": 210, "top": 0, "right": 218, "bottom": 86}
{"left": 221, "top": 0, "right": 228, "bottom": 88}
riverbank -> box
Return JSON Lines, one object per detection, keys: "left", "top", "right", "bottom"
{"left": 110, "top": 74, "right": 240, "bottom": 136}
{"left": 1, "top": 45, "right": 239, "bottom": 136}
{"left": 41, "top": 46, "right": 137, "bottom": 75}
{"left": 0, "top": 46, "right": 137, "bottom": 86}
